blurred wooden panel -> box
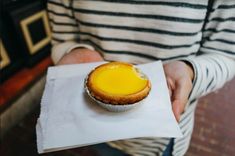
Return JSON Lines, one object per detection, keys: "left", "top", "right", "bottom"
{"left": 0, "top": 57, "right": 52, "bottom": 111}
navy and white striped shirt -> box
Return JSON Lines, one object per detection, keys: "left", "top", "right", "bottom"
{"left": 47, "top": 0, "right": 235, "bottom": 155}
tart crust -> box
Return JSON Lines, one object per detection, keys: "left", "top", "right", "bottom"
{"left": 86, "top": 62, "right": 151, "bottom": 105}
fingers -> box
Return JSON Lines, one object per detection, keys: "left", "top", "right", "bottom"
{"left": 163, "top": 61, "right": 194, "bottom": 122}
{"left": 173, "top": 79, "right": 188, "bottom": 106}
{"left": 166, "top": 77, "right": 182, "bottom": 122}
{"left": 172, "top": 78, "right": 192, "bottom": 122}
{"left": 166, "top": 77, "right": 185, "bottom": 122}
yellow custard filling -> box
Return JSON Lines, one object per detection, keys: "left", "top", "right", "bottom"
{"left": 90, "top": 62, "right": 148, "bottom": 95}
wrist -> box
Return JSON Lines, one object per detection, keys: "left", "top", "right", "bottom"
{"left": 70, "top": 48, "right": 103, "bottom": 62}
{"left": 69, "top": 48, "right": 102, "bottom": 58}
{"left": 57, "top": 48, "right": 103, "bottom": 65}
{"left": 66, "top": 44, "right": 95, "bottom": 54}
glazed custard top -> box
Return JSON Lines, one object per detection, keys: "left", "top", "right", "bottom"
{"left": 89, "top": 62, "right": 148, "bottom": 95}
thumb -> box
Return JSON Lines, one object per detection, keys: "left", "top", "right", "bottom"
{"left": 172, "top": 100, "right": 181, "bottom": 122}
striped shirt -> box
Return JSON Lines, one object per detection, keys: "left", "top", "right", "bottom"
{"left": 47, "top": 0, "right": 235, "bottom": 156}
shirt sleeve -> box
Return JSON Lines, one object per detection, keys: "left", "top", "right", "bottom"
{"left": 47, "top": 0, "right": 95, "bottom": 64}
{"left": 183, "top": 1, "right": 235, "bottom": 101}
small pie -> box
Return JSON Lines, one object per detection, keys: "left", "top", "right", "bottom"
{"left": 85, "top": 62, "right": 151, "bottom": 111}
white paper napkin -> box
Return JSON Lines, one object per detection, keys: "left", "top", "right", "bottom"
{"left": 36, "top": 61, "right": 182, "bottom": 153}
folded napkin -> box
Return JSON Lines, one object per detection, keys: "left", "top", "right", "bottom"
{"left": 36, "top": 61, "right": 182, "bottom": 153}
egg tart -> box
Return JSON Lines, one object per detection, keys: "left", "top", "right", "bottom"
{"left": 85, "top": 62, "right": 151, "bottom": 111}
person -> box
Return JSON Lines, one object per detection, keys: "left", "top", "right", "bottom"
{"left": 47, "top": 0, "right": 235, "bottom": 155}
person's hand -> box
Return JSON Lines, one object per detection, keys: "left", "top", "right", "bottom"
{"left": 57, "top": 48, "right": 103, "bottom": 65}
{"left": 163, "top": 61, "right": 194, "bottom": 122}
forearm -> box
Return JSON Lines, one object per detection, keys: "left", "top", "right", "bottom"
{"left": 48, "top": 0, "right": 97, "bottom": 64}
{"left": 185, "top": 53, "right": 235, "bottom": 100}
{"left": 184, "top": 0, "right": 235, "bottom": 100}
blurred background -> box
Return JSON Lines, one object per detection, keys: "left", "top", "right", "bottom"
{"left": 0, "top": 0, "right": 235, "bottom": 155}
